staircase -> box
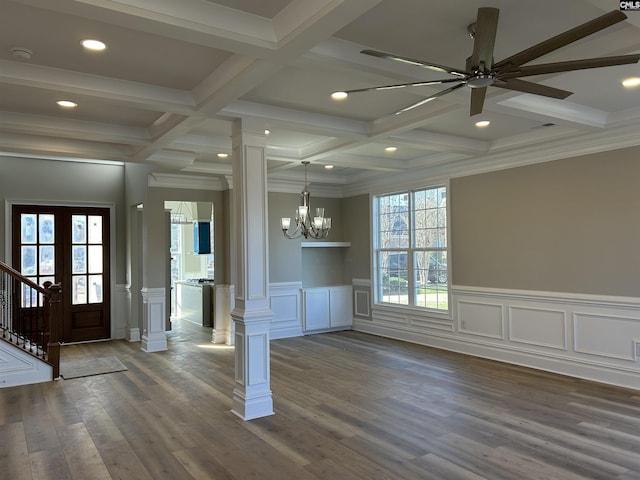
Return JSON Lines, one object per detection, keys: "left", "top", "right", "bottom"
{"left": 0, "top": 262, "right": 62, "bottom": 387}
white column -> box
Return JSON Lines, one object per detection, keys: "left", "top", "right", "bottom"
{"left": 141, "top": 287, "right": 168, "bottom": 352}
{"left": 230, "top": 117, "right": 274, "bottom": 420}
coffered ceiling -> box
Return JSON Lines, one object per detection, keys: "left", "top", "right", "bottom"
{"left": 1, "top": 0, "right": 639, "bottom": 193}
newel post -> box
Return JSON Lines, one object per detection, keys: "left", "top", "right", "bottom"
{"left": 44, "top": 282, "right": 62, "bottom": 379}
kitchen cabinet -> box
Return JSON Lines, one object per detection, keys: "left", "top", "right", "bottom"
{"left": 176, "top": 280, "right": 214, "bottom": 327}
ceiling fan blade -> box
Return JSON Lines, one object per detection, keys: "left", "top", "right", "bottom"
{"left": 361, "top": 49, "right": 468, "bottom": 77}
{"left": 470, "top": 87, "right": 487, "bottom": 116}
{"left": 493, "top": 10, "right": 628, "bottom": 72}
{"left": 394, "top": 83, "right": 466, "bottom": 115}
{"left": 469, "top": 7, "right": 500, "bottom": 71}
{"left": 494, "top": 78, "right": 573, "bottom": 99}
{"left": 499, "top": 54, "right": 640, "bottom": 78}
{"left": 341, "top": 78, "right": 462, "bottom": 94}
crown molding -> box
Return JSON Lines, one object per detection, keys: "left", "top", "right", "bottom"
{"left": 148, "top": 172, "right": 228, "bottom": 190}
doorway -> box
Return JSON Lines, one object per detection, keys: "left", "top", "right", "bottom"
{"left": 12, "top": 205, "right": 111, "bottom": 342}
{"left": 165, "top": 201, "right": 214, "bottom": 323}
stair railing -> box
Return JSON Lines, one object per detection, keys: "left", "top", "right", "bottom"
{"left": 0, "top": 262, "right": 62, "bottom": 379}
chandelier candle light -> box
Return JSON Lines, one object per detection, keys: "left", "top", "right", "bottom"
{"left": 281, "top": 161, "right": 331, "bottom": 239}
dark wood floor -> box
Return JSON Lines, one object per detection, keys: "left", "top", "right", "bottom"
{"left": 2, "top": 320, "right": 640, "bottom": 479}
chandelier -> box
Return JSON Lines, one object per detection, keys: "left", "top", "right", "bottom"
{"left": 281, "top": 161, "right": 331, "bottom": 239}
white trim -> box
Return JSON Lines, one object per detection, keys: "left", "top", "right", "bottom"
{"left": 212, "top": 284, "right": 235, "bottom": 345}
{"left": 269, "top": 282, "right": 303, "bottom": 339}
{"left": 148, "top": 172, "right": 228, "bottom": 190}
{"left": 0, "top": 341, "right": 53, "bottom": 387}
{"left": 453, "top": 285, "right": 640, "bottom": 308}
{"left": 141, "top": 287, "right": 168, "bottom": 352}
{"left": 355, "top": 286, "right": 640, "bottom": 390}
{"left": 301, "top": 241, "right": 351, "bottom": 248}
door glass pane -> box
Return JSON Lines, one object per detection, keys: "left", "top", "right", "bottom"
{"left": 72, "top": 246, "right": 86, "bottom": 274}
{"left": 72, "top": 276, "right": 87, "bottom": 304}
{"left": 88, "top": 245, "right": 102, "bottom": 273}
{"left": 72, "top": 215, "right": 86, "bottom": 243}
{"left": 89, "top": 275, "right": 103, "bottom": 303}
{"left": 21, "top": 246, "right": 37, "bottom": 275}
{"left": 22, "top": 283, "right": 38, "bottom": 308}
{"left": 39, "top": 214, "right": 55, "bottom": 244}
{"left": 21, "top": 214, "right": 37, "bottom": 243}
{"left": 39, "top": 245, "right": 55, "bottom": 275}
{"left": 88, "top": 215, "right": 102, "bottom": 244}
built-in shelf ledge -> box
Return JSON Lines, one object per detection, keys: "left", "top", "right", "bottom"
{"left": 301, "top": 241, "right": 351, "bottom": 248}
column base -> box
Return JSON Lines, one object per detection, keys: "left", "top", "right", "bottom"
{"left": 141, "top": 287, "right": 168, "bottom": 352}
{"left": 231, "top": 389, "right": 274, "bottom": 421}
{"left": 212, "top": 327, "right": 234, "bottom": 345}
{"left": 212, "top": 284, "right": 235, "bottom": 345}
{"left": 126, "top": 327, "right": 141, "bottom": 342}
{"left": 141, "top": 332, "right": 167, "bottom": 352}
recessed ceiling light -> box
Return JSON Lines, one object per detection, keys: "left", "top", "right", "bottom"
{"left": 331, "top": 91, "right": 348, "bottom": 101}
{"left": 622, "top": 77, "right": 640, "bottom": 88}
{"left": 475, "top": 120, "right": 491, "bottom": 127}
{"left": 324, "top": 164, "right": 334, "bottom": 170}
{"left": 264, "top": 129, "right": 270, "bottom": 135}
{"left": 81, "top": 39, "right": 106, "bottom": 51}
{"left": 217, "top": 153, "right": 228, "bottom": 159}
{"left": 385, "top": 146, "right": 397, "bottom": 153}
{"left": 56, "top": 100, "right": 78, "bottom": 108}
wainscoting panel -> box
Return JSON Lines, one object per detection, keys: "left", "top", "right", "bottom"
{"left": 509, "top": 306, "right": 567, "bottom": 350}
{"left": 269, "top": 283, "right": 303, "bottom": 339}
{"left": 457, "top": 300, "right": 504, "bottom": 339}
{"left": 354, "top": 284, "right": 640, "bottom": 390}
{"left": 372, "top": 309, "right": 410, "bottom": 326}
{"left": 574, "top": 312, "right": 640, "bottom": 361}
{"left": 409, "top": 315, "right": 454, "bottom": 332}
{"left": 353, "top": 279, "right": 371, "bottom": 320}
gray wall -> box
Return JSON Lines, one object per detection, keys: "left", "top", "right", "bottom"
{"left": 451, "top": 146, "right": 640, "bottom": 296}
{"left": 342, "top": 194, "right": 371, "bottom": 282}
{"left": 269, "top": 192, "right": 303, "bottom": 283}
{"left": 0, "top": 156, "right": 127, "bottom": 283}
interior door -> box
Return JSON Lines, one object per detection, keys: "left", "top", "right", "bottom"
{"left": 12, "top": 205, "right": 111, "bottom": 342}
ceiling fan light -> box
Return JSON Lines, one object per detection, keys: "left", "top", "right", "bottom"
{"left": 467, "top": 74, "right": 495, "bottom": 89}
{"left": 331, "top": 91, "right": 348, "bottom": 100}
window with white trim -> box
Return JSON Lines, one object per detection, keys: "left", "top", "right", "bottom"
{"left": 373, "top": 185, "right": 449, "bottom": 311}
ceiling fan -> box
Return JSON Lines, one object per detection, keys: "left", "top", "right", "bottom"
{"left": 332, "top": 8, "right": 640, "bottom": 116}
